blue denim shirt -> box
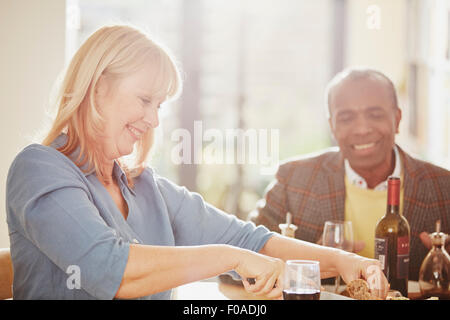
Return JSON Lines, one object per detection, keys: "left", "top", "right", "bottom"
{"left": 6, "top": 135, "right": 274, "bottom": 299}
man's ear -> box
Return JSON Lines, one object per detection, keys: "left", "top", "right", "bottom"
{"left": 394, "top": 107, "right": 402, "bottom": 134}
{"left": 328, "top": 117, "right": 336, "bottom": 141}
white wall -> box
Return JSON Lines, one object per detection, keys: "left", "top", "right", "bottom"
{"left": 0, "top": 0, "right": 66, "bottom": 248}
{"left": 345, "top": 0, "right": 407, "bottom": 85}
{"left": 345, "top": 0, "right": 412, "bottom": 151}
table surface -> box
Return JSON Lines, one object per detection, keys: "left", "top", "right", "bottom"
{"left": 173, "top": 278, "right": 422, "bottom": 300}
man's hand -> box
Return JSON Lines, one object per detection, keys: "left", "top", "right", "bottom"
{"left": 419, "top": 232, "right": 450, "bottom": 252}
{"left": 353, "top": 240, "right": 366, "bottom": 254}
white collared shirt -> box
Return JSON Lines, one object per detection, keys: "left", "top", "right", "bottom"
{"left": 344, "top": 146, "right": 401, "bottom": 191}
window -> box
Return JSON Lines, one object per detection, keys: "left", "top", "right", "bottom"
{"left": 70, "top": 0, "right": 338, "bottom": 218}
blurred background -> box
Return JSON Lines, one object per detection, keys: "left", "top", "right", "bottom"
{"left": 0, "top": 0, "right": 449, "bottom": 248}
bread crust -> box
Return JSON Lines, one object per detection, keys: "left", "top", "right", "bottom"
{"left": 346, "top": 279, "right": 382, "bottom": 300}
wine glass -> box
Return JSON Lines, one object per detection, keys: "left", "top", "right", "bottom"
{"left": 322, "top": 221, "right": 354, "bottom": 293}
{"left": 283, "top": 260, "right": 321, "bottom": 300}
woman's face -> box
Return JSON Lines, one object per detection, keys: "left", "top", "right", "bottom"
{"left": 95, "top": 61, "right": 165, "bottom": 160}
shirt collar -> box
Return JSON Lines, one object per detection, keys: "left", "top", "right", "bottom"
{"left": 344, "top": 145, "right": 401, "bottom": 191}
{"left": 50, "top": 133, "right": 136, "bottom": 196}
{"left": 113, "top": 161, "right": 136, "bottom": 196}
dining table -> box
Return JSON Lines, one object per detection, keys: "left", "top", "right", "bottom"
{"left": 173, "top": 276, "right": 425, "bottom": 300}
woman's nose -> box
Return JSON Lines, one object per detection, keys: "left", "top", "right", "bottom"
{"left": 143, "top": 105, "right": 159, "bottom": 128}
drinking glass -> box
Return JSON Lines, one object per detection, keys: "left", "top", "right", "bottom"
{"left": 283, "top": 260, "right": 321, "bottom": 300}
{"left": 322, "top": 221, "right": 354, "bottom": 292}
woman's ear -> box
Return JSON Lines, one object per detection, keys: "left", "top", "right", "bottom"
{"left": 95, "top": 74, "right": 109, "bottom": 98}
{"left": 94, "top": 74, "right": 111, "bottom": 108}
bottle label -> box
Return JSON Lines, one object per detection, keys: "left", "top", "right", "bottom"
{"left": 374, "top": 238, "right": 387, "bottom": 271}
{"left": 396, "top": 236, "right": 409, "bottom": 279}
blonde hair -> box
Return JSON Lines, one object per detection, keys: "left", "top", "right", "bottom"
{"left": 42, "top": 25, "right": 182, "bottom": 185}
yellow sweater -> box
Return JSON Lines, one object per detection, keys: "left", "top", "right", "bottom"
{"left": 344, "top": 177, "right": 404, "bottom": 258}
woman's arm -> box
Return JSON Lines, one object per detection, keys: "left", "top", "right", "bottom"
{"left": 259, "top": 234, "right": 388, "bottom": 298}
{"left": 115, "top": 243, "right": 284, "bottom": 299}
{"left": 259, "top": 234, "right": 340, "bottom": 277}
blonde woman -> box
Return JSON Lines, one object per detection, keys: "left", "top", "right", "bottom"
{"left": 6, "top": 25, "right": 388, "bottom": 300}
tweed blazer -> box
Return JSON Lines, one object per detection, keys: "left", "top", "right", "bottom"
{"left": 251, "top": 145, "right": 450, "bottom": 280}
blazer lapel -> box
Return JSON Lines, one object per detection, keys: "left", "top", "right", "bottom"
{"left": 397, "top": 145, "right": 426, "bottom": 227}
{"left": 322, "top": 151, "right": 346, "bottom": 222}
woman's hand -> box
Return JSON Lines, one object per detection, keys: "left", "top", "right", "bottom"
{"left": 334, "top": 250, "right": 388, "bottom": 299}
{"left": 233, "top": 248, "right": 285, "bottom": 299}
{"left": 258, "top": 235, "right": 388, "bottom": 299}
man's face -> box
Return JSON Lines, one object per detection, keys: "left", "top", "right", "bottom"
{"left": 328, "top": 78, "right": 402, "bottom": 172}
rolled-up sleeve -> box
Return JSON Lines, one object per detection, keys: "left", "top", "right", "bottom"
{"left": 155, "top": 175, "right": 275, "bottom": 253}
{"left": 6, "top": 146, "right": 129, "bottom": 299}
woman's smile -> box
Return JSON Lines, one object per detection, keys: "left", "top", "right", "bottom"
{"left": 126, "top": 124, "right": 144, "bottom": 140}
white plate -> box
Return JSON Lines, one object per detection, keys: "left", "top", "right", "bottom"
{"left": 320, "top": 291, "right": 354, "bottom": 300}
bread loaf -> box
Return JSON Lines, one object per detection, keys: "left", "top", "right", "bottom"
{"left": 346, "top": 279, "right": 381, "bottom": 300}
{"left": 346, "top": 279, "right": 440, "bottom": 300}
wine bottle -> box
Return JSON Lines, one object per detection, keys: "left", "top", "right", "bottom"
{"left": 374, "top": 176, "right": 410, "bottom": 297}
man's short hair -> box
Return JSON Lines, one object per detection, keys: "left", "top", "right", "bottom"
{"left": 325, "top": 67, "right": 399, "bottom": 118}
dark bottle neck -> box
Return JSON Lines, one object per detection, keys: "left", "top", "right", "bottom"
{"left": 386, "top": 204, "right": 400, "bottom": 215}
{"left": 386, "top": 176, "right": 400, "bottom": 216}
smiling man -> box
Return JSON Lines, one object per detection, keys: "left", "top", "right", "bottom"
{"left": 250, "top": 68, "right": 450, "bottom": 281}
